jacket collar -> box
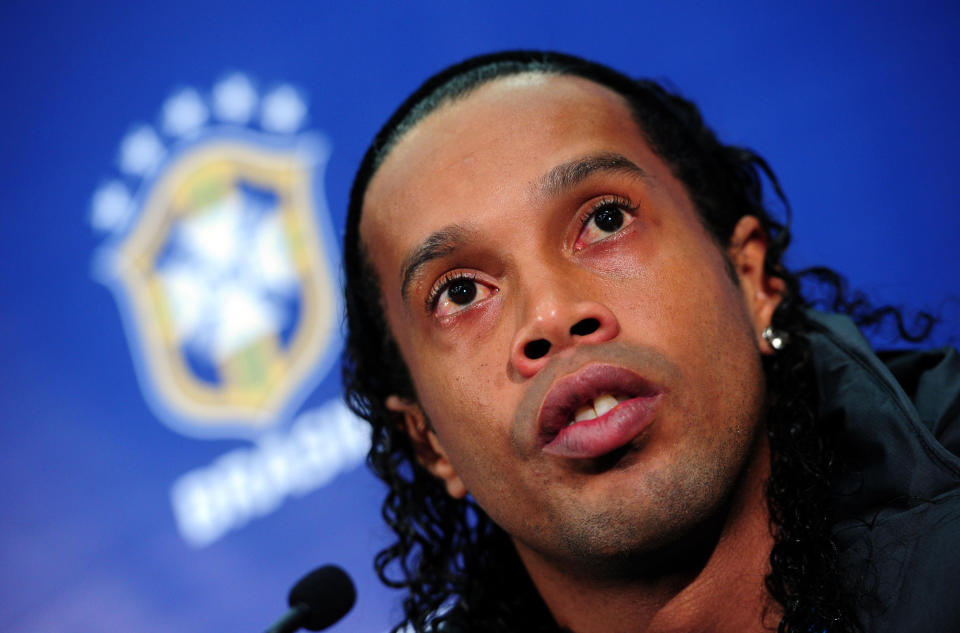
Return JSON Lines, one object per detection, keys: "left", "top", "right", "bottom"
{"left": 805, "top": 311, "right": 960, "bottom": 521}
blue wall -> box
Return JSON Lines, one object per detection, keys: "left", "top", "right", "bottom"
{"left": 1, "top": 2, "right": 957, "bottom": 632}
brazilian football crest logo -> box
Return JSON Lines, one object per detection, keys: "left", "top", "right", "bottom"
{"left": 90, "top": 75, "right": 368, "bottom": 547}
{"left": 91, "top": 75, "right": 341, "bottom": 439}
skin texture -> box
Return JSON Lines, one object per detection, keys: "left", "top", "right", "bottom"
{"left": 360, "top": 74, "right": 784, "bottom": 632}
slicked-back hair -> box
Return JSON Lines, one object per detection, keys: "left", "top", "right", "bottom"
{"left": 343, "top": 50, "right": 930, "bottom": 632}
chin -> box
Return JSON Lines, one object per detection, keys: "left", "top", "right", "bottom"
{"left": 547, "top": 437, "right": 756, "bottom": 579}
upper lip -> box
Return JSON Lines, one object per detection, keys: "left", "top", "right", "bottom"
{"left": 536, "top": 363, "right": 663, "bottom": 446}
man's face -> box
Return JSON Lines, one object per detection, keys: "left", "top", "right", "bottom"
{"left": 360, "top": 74, "right": 777, "bottom": 574}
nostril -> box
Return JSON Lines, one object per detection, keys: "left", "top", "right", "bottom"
{"left": 570, "top": 318, "right": 600, "bottom": 337}
{"left": 524, "top": 339, "right": 551, "bottom": 360}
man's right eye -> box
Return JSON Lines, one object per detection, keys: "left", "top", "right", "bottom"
{"left": 429, "top": 274, "right": 496, "bottom": 317}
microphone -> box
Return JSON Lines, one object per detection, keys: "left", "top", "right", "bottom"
{"left": 264, "top": 565, "right": 356, "bottom": 633}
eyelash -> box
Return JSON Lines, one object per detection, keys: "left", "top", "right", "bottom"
{"left": 578, "top": 195, "right": 638, "bottom": 229}
{"left": 426, "top": 270, "right": 481, "bottom": 313}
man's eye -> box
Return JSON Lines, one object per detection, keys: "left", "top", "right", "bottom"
{"left": 447, "top": 279, "right": 477, "bottom": 305}
{"left": 433, "top": 276, "right": 495, "bottom": 317}
{"left": 576, "top": 199, "right": 636, "bottom": 248}
{"left": 593, "top": 207, "right": 624, "bottom": 232}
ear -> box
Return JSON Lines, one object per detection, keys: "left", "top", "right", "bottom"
{"left": 726, "top": 216, "right": 786, "bottom": 355}
{"left": 385, "top": 395, "right": 467, "bottom": 499}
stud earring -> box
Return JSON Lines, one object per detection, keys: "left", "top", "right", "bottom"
{"left": 762, "top": 326, "right": 789, "bottom": 351}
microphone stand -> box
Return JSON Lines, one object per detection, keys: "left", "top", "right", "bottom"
{"left": 264, "top": 603, "right": 308, "bottom": 633}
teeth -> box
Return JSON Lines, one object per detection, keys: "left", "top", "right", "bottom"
{"left": 574, "top": 405, "right": 596, "bottom": 423}
{"left": 568, "top": 393, "right": 622, "bottom": 426}
{"left": 594, "top": 394, "right": 619, "bottom": 416}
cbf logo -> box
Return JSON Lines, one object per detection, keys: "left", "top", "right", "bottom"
{"left": 90, "top": 75, "right": 369, "bottom": 547}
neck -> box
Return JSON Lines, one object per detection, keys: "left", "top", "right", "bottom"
{"left": 516, "top": 438, "right": 778, "bottom": 633}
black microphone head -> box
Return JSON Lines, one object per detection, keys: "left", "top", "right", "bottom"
{"left": 287, "top": 565, "right": 356, "bottom": 631}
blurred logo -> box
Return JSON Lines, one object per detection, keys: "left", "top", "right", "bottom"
{"left": 90, "top": 75, "right": 368, "bottom": 547}
{"left": 91, "top": 75, "right": 340, "bottom": 439}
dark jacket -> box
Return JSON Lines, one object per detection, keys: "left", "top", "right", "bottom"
{"left": 809, "top": 311, "right": 960, "bottom": 632}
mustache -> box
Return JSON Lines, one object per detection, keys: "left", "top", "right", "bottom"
{"left": 510, "top": 341, "right": 681, "bottom": 453}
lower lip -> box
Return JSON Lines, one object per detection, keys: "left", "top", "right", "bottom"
{"left": 541, "top": 395, "right": 662, "bottom": 459}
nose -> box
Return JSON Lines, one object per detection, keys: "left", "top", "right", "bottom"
{"left": 509, "top": 284, "right": 620, "bottom": 379}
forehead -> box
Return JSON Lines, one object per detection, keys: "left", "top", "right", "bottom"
{"left": 360, "top": 74, "right": 662, "bottom": 262}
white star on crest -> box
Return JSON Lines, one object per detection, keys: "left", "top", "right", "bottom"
{"left": 158, "top": 189, "right": 299, "bottom": 363}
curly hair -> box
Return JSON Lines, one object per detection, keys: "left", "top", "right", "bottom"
{"left": 342, "top": 51, "right": 935, "bottom": 633}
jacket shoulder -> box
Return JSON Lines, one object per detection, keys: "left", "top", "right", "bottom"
{"left": 878, "top": 347, "right": 960, "bottom": 456}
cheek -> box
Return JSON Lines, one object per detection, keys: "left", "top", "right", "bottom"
{"left": 578, "top": 217, "right": 653, "bottom": 279}
{"left": 602, "top": 236, "right": 758, "bottom": 397}
{"left": 413, "top": 343, "right": 514, "bottom": 448}
{"left": 427, "top": 394, "right": 529, "bottom": 518}
{"left": 413, "top": 352, "right": 527, "bottom": 499}
{"left": 427, "top": 293, "right": 505, "bottom": 351}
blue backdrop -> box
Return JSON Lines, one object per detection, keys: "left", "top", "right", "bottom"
{"left": 1, "top": 2, "right": 958, "bottom": 632}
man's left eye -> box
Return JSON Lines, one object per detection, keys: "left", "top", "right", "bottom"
{"left": 577, "top": 200, "right": 636, "bottom": 248}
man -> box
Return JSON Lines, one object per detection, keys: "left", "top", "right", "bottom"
{"left": 342, "top": 51, "right": 960, "bottom": 632}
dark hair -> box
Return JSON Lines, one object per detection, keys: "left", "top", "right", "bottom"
{"left": 342, "top": 50, "right": 934, "bottom": 633}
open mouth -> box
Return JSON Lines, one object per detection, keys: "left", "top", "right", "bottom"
{"left": 537, "top": 364, "right": 663, "bottom": 459}
{"left": 568, "top": 393, "right": 631, "bottom": 425}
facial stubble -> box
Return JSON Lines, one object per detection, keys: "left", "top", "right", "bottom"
{"left": 506, "top": 333, "right": 767, "bottom": 582}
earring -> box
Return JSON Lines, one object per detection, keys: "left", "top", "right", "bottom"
{"left": 762, "top": 326, "right": 789, "bottom": 351}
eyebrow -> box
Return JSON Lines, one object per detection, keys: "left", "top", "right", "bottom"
{"left": 538, "top": 152, "right": 651, "bottom": 197}
{"left": 400, "top": 225, "right": 471, "bottom": 303}
{"left": 397, "top": 153, "right": 651, "bottom": 304}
